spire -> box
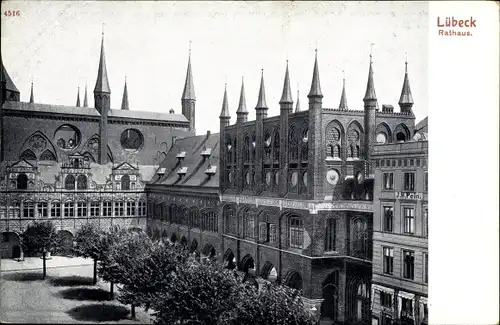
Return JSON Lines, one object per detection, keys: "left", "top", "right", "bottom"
{"left": 339, "top": 72, "right": 348, "bottom": 110}
{"left": 363, "top": 51, "right": 377, "bottom": 102}
{"left": 29, "top": 82, "right": 34, "bottom": 103}
{"left": 295, "top": 87, "right": 301, "bottom": 113}
{"left": 1, "top": 53, "right": 20, "bottom": 94}
{"left": 236, "top": 77, "right": 248, "bottom": 115}
{"left": 280, "top": 61, "right": 293, "bottom": 104}
{"left": 121, "top": 77, "right": 129, "bottom": 110}
{"left": 76, "top": 87, "right": 80, "bottom": 107}
{"left": 94, "top": 31, "right": 111, "bottom": 94}
{"left": 83, "top": 83, "right": 88, "bottom": 107}
{"left": 219, "top": 83, "right": 230, "bottom": 119}
{"left": 308, "top": 49, "right": 323, "bottom": 98}
{"left": 398, "top": 58, "right": 414, "bottom": 110}
{"left": 255, "top": 69, "right": 268, "bottom": 109}
{"left": 181, "top": 42, "right": 196, "bottom": 101}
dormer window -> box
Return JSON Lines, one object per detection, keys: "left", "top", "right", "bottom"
{"left": 177, "top": 167, "right": 188, "bottom": 177}
{"left": 157, "top": 167, "right": 166, "bottom": 177}
{"left": 201, "top": 148, "right": 212, "bottom": 159}
{"left": 176, "top": 151, "right": 186, "bottom": 161}
{"left": 204, "top": 165, "right": 217, "bottom": 178}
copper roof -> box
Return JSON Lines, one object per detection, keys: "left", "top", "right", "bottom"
{"left": 152, "top": 132, "right": 220, "bottom": 188}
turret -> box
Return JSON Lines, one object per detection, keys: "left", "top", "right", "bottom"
{"left": 219, "top": 84, "right": 231, "bottom": 192}
{"left": 398, "top": 60, "right": 414, "bottom": 114}
{"left": 236, "top": 77, "right": 248, "bottom": 123}
{"left": 181, "top": 44, "right": 196, "bottom": 132}
{"left": 121, "top": 77, "right": 129, "bottom": 110}
{"left": 254, "top": 69, "right": 268, "bottom": 194}
{"left": 30, "top": 82, "right": 35, "bottom": 104}
{"left": 76, "top": 87, "right": 80, "bottom": 107}
{"left": 83, "top": 83, "right": 88, "bottom": 107}
{"left": 363, "top": 52, "right": 378, "bottom": 169}
{"left": 338, "top": 72, "right": 348, "bottom": 110}
{"left": 93, "top": 31, "right": 111, "bottom": 164}
{"left": 307, "top": 50, "right": 323, "bottom": 199}
{"left": 279, "top": 61, "right": 293, "bottom": 196}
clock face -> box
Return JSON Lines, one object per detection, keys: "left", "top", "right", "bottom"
{"left": 376, "top": 132, "right": 387, "bottom": 144}
{"left": 290, "top": 171, "right": 298, "bottom": 186}
{"left": 326, "top": 169, "right": 340, "bottom": 185}
{"left": 121, "top": 129, "right": 144, "bottom": 150}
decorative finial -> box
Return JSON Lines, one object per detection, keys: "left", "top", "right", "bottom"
{"left": 102, "top": 23, "right": 105, "bottom": 36}
{"left": 261, "top": 68, "right": 264, "bottom": 76}
{"left": 342, "top": 69, "right": 345, "bottom": 80}
{"left": 370, "top": 43, "right": 375, "bottom": 61}
{"left": 189, "top": 40, "right": 192, "bottom": 54}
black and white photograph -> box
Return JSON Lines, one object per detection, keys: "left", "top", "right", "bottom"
{"left": 0, "top": 1, "right": 498, "bottom": 325}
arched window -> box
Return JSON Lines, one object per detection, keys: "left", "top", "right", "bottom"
{"left": 300, "top": 127, "right": 308, "bottom": 161}
{"left": 203, "top": 210, "right": 218, "bottom": 233}
{"left": 76, "top": 175, "right": 87, "bottom": 189}
{"left": 65, "top": 175, "right": 75, "bottom": 190}
{"left": 244, "top": 136, "right": 250, "bottom": 163}
{"left": 16, "top": 173, "right": 28, "bottom": 190}
{"left": 244, "top": 210, "right": 255, "bottom": 238}
{"left": 232, "top": 139, "right": 237, "bottom": 165}
{"left": 20, "top": 149, "right": 37, "bottom": 161}
{"left": 285, "top": 271, "right": 303, "bottom": 290}
{"left": 40, "top": 150, "right": 57, "bottom": 161}
{"left": 190, "top": 207, "right": 200, "bottom": 229}
{"left": 353, "top": 219, "right": 369, "bottom": 259}
{"left": 347, "top": 123, "right": 362, "bottom": 159}
{"left": 289, "top": 216, "right": 304, "bottom": 248}
{"left": 121, "top": 175, "right": 130, "bottom": 191}
{"left": 289, "top": 125, "right": 298, "bottom": 162}
{"left": 325, "top": 122, "right": 343, "bottom": 160}
{"left": 224, "top": 206, "right": 236, "bottom": 234}
{"left": 273, "top": 131, "right": 280, "bottom": 162}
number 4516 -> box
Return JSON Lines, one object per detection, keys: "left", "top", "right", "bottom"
{"left": 4, "top": 10, "right": 21, "bottom": 17}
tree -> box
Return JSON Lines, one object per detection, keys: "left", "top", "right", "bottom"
{"left": 21, "top": 221, "right": 59, "bottom": 279}
{"left": 73, "top": 223, "right": 104, "bottom": 285}
{"left": 97, "top": 225, "right": 127, "bottom": 299}
{"left": 227, "top": 281, "right": 319, "bottom": 325}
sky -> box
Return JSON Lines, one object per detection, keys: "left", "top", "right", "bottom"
{"left": 1, "top": 1, "right": 428, "bottom": 135}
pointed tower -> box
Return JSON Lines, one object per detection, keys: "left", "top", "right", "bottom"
{"left": 295, "top": 88, "right": 301, "bottom": 113}
{"left": 279, "top": 61, "right": 293, "bottom": 195}
{"left": 398, "top": 60, "right": 414, "bottom": 114}
{"left": 254, "top": 69, "right": 268, "bottom": 194}
{"left": 30, "top": 82, "right": 34, "bottom": 104}
{"left": 219, "top": 84, "right": 231, "bottom": 193}
{"left": 83, "top": 83, "right": 89, "bottom": 107}
{"left": 93, "top": 31, "right": 111, "bottom": 164}
{"left": 339, "top": 74, "right": 348, "bottom": 110}
{"left": 76, "top": 87, "right": 80, "bottom": 107}
{"left": 307, "top": 50, "right": 324, "bottom": 199}
{"left": 363, "top": 52, "right": 378, "bottom": 168}
{"left": 1, "top": 54, "right": 20, "bottom": 103}
{"left": 182, "top": 44, "right": 196, "bottom": 132}
{"left": 121, "top": 77, "right": 129, "bottom": 110}
{"left": 236, "top": 77, "right": 248, "bottom": 123}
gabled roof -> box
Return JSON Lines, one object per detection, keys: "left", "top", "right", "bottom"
{"left": 9, "top": 160, "right": 36, "bottom": 169}
{"left": 113, "top": 161, "right": 139, "bottom": 171}
{"left": 151, "top": 132, "right": 220, "bottom": 188}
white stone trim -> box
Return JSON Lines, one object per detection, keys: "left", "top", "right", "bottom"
{"left": 372, "top": 284, "right": 395, "bottom": 295}
{"left": 398, "top": 291, "right": 415, "bottom": 300}
{"left": 420, "top": 296, "right": 428, "bottom": 305}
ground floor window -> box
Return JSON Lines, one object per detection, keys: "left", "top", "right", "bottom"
{"left": 138, "top": 201, "right": 147, "bottom": 216}
{"left": 51, "top": 202, "right": 61, "bottom": 218}
{"left": 64, "top": 202, "right": 74, "bottom": 217}
{"left": 126, "top": 202, "right": 136, "bottom": 216}
{"left": 37, "top": 202, "right": 48, "bottom": 218}
{"left": 23, "top": 202, "right": 35, "bottom": 218}
{"left": 90, "top": 202, "right": 100, "bottom": 217}
{"left": 103, "top": 202, "right": 112, "bottom": 217}
{"left": 9, "top": 202, "right": 20, "bottom": 218}
{"left": 77, "top": 202, "right": 87, "bottom": 217}
{"left": 115, "top": 202, "right": 124, "bottom": 217}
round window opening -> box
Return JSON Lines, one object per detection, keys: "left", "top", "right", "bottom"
{"left": 54, "top": 124, "right": 81, "bottom": 150}
{"left": 121, "top": 129, "right": 144, "bottom": 151}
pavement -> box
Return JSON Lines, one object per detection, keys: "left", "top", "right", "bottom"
{"left": 0, "top": 256, "right": 154, "bottom": 324}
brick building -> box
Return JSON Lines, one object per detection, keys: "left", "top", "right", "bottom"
{"left": 0, "top": 34, "right": 194, "bottom": 258}
{"left": 370, "top": 126, "right": 428, "bottom": 325}
{"left": 147, "top": 51, "right": 419, "bottom": 324}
